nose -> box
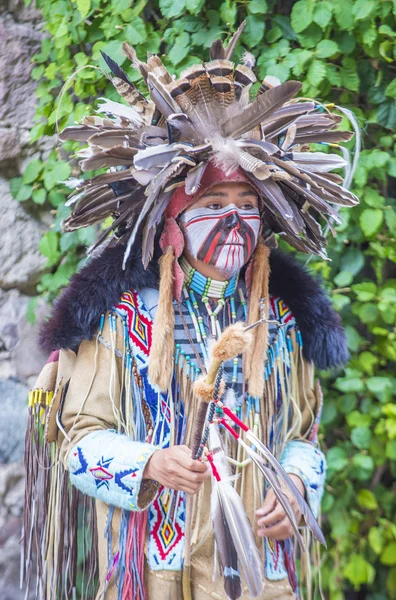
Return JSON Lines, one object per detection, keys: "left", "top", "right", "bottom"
{"left": 224, "top": 211, "right": 240, "bottom": 230}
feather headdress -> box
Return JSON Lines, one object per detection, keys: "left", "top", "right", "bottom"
{"left": 59, "top": 21, "right": 358, "bottom": 266}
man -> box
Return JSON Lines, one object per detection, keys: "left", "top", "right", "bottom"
{"left": 23, "top": 23, "right": 358, "bottom": 600}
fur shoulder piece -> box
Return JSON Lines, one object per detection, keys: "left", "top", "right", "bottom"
{"left": 40, "top": 245, "right": 348, "bottom": 370}
{"left": 39, "top": 243, "right": 159, "bottom": 354}
{"left": 269, "top": 249, "right": 349, "bottom": 369}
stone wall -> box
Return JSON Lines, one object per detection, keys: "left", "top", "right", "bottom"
{"left": 0, "top": 2, "right": 52, "bottom": 597}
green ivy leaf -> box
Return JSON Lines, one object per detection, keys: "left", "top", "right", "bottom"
{"left": 23, "top": 159, "right": 44, "bottom": 184}
{"left": 326, "top": 447, "right": 349, "bottom": 472}
{"left": 360, "top": 208, "right": 384, "bottom": 237}
{"left": 352, "top": 282, "right": 377, "bottom": 301}
{"left": 168, "top": 32, "right": 190, "bottom": 65}
{"left": 290, "top": 0, "right": 313, "bottom": 34}
{"left": 316, "top": 39, "right": 339, "bottom": 58}
{"left": 368, "top": 527, "right": 384, "bottom": 554}
{"left": 248, "top": 0, "right": 268, "bottom": 15}
{"left": 385, "top": 79, "right": 396, "bottom": 98}
{"left": 32, "top": 188, "right": 47, "bottom": 205}
{"left": 356, "top": 488, "right": 378, "bottom": 509}
{"left": 43, "top": 162, "right": 72, "bottom": 191}
{"left": 307, "top": 59, "right": 326, "bottom": 86}
{"left": 334, "top": 0, "right": 355, "bottom": 31}
{"left": 159, "top": 0, "right": 186, "bottom": 19}
{"left": 340, "top": 247, "right": 364, "bottom": 276}
{"left": 352, "top": 0, "right": 376, "bottom": 21}
{"left": 381, "top": 543, "right": 396, "bottom": 566}
{"left": 334, "top": 271, "right": 353, "bottom": 287}
{"left": 364, "top": 187, "right": 385, "bottom": 208}
{"left": 335, "top": 377, "right": 365, "bottom": 393}
{"left": 219, "top": 0, "right": 237, "bottom": 25}
{"left": 351, "top": 427, "right": 372, "bottom": 450}
{"left": 313, "top": 1, "right": 333, "bottom": 28}
{"left": 242, "top": 15, "right": 265, "bottom": 48}
{"left": 39, "top": 230, "right": 61, "bottom": 266}
{"left": 125, "top": 17, "right": 147, "bottom": 44}
{"left": 77, "top": 0, "right": 91, "bottom": 19}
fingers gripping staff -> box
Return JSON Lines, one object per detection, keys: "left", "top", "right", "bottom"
{"left": 190, "top": 320, "right": 326, "bottom": 599}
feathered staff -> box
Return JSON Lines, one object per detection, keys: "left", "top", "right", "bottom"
{"left": 186, "top": 319, "right": 325, "bottom": 599}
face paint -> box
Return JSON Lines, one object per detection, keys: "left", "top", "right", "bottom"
{"left": 180, "top": 204, "right": 261, "bottom": 276}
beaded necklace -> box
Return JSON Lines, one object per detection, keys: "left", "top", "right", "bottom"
{"left": 179, "top": 258, "right": 247, "bottom": 402}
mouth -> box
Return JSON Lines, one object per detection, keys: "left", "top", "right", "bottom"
{"left": 224, "top": 242, "right": 244, "bottom": 246}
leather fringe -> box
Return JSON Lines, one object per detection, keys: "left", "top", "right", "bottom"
{"left": 245, "top": 240, "right": 271, "bottom": 398}
{"left": 148, "top": 248, "right": 175, "bottom": 391}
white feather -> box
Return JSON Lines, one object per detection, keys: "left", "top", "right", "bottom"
{"left": 291, "top": 151, "right": 348, "bottom": 172}
{"left": 97, "top": 98, "right": 143, "bottom": 126}
{"left": 211, "top": 135, "right": 242, "bottom": 175}
{"left": 209, "top": 425, "right": 264, "bottom": 598}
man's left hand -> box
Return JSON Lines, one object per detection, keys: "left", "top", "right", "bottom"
{"left": 255, "top": 474, "right": 305, "bottom": 540}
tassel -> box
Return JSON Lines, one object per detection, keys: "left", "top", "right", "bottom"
{"left": 245, "top": 240, "right": 271, "bottom": 398}
{"left": 148, "top": 247, "right": 175, "bottom": 391}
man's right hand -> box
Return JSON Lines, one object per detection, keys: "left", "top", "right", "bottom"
{"left": 143, "top": 445, "right": 210, "bottom": 495}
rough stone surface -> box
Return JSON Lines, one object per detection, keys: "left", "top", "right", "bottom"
{"left": 0, "top": 127, "right": 21, "bottom": 162}
{"left": 0, "top": 16, "right": 42, "bottom": 130}
{"left": 0, "top": 179, "right": 47, "bottom": 292}
{"left": 0, "top": 379, "right": 29, "bottom": 463}
{"left": 0, "top": 5, "right": 50, "bottom": 599}
{"left": 0, "top": 288, "right": 49, "bottom": 382}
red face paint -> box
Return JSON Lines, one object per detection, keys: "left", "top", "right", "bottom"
{"left": 180, "top": 204, "right": 261, "bottom": 276}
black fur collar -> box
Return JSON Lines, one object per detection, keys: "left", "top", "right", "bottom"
{"left": 40, "top": 245, "right": 349, "bottom": 370}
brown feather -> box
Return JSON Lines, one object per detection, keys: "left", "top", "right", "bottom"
{"left": 210, "top": 38, "right": 225, "bottom": 60}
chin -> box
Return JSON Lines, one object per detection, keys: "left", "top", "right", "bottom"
{"left": 215, "top": 264, "right": 242, "bottom": 278}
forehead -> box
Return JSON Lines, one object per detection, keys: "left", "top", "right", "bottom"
{"left": 202, "top": 182, "right": 257, "bottom": 195}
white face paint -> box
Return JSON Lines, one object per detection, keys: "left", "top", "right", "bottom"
{"left": 179, "top": 204, "right": 261, "bottom": 277}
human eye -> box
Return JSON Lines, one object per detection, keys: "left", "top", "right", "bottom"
{"left": 207, "top": 202, "right": 223, "bottom": 210}
{"left": 241, "top": 202, "right": 256, "bottom": 210}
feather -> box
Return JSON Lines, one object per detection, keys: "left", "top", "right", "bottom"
{"left": 256, "top": 75, "right": 281, "bottom": 96}
{"left": 132, "top": 167, "right": 161, "bottom": 186}
{"left": 166, "top": 113, "right": 198, "bottom": 143}
{"left": 221, "top": 81, "right": 302, "bottom": 139}
{"left": 242, "top": 51, "right": 255, "bottom": 69}
{"left": 147, "top": 73, "right": 182, "bottom": 117}
{"left": 97, "top": 98, "right": 144, "bottom": 126}
{"left": 209, "top": 425, "right": 264, "bottom": 598}
{"left": 290, "top": 151, "right": 348, "bottom": 172}
{"left": 133, "top": 142, "right": 181, "bottom": 171}
{"left": 58, "top": 125, "right": 99, "bottom": 142}
{"left": 122, "top": 42, "right": 149, "bottom": 82}
{"left": 87, "top": 129, "right": 143, "bottom": 149}
{"left": 185, "top": 161, "right": 207, "bottom": 195}
{"left": 122, "top": 188, "right": 160, "bottom": 268}
{"left": 100, "top": 50, "right": 134, "bottom": 86}
{"left": 180, "top": 64, "right": 206, "bottom": 82}
{"left": 142, "top": 189, "right": 174, "bottom": 267}
{"left": 241, "top": 433, "right": 326, "bottom": 546}
{"left": 234, "top": 64, "right": 256, "bottom": 87}
{"left": 210, "top": 39, "right": 226, "bottom": 60}
{"left": 147, "top": 55, "right": 173, "bottom": 85}
{"left": 249, "top": 176, "right": 295, "bottom": 221}
{"left": 205, "top": 59, "right": 234, "bottom": 79}
{"left": 80, "top": 145, "right": 137, "bottom": 171}
{"left": 224, "top": 21, "right": 246, "bottom": 60}
{"left": 294, "top": 130, "right": 354, "bottom": 145}
{"left": 211, "top": 486, "right": 242, "bottom": 600}
{"left": 77, "top": 169, "right": 136, "bottom": 188}
{"left": 299, "top": 170, "right": 359, "bottom": 206}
